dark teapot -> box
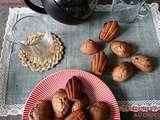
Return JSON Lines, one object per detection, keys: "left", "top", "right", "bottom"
{"left": 24, "top": 0, "right": 99, "bottom": 24}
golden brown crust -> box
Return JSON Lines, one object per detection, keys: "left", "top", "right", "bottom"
{"left": 99, "top": 20, "right": 119, "bottom": 42}
{"left": 112, "top": 62, "right": 134, "bottom": 82}
{"left": 52, "top": 89, "right": 71, "bottom": 118}
{"left": 88, "top": 102, "right": 111, "bottom": 120}
{"left": 65, "top": 76, "right": 81, "bottom": 101}
{"left": 91, "top": 51, "right": 109, "bottom": 76}
{"left": 71, "top": 93, "right": 89, "bottom": 112}
{"left": 29, "top": 100, "right": 54, "bottom": 120}
{"left": 64, "top": 109, "right": 87, "bottom": 120}
{"left": 131, "top": 54, "right": 154, "bottom": 72}
{"left": 111, "top": 40, "right": 133, "bottom": 57}
{"left": 80, "top": 39, "right": 100, "bottom": 55}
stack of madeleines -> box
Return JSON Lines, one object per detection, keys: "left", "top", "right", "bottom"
{"left": 80, "top": 20, "right": 154, "bottom": 83}
{"left": 29, "top": 76, "right": 111, "bottom": 120}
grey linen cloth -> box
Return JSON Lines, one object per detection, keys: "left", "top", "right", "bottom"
{"left": 0, "top": 3, "right": 160, "bottom": 115}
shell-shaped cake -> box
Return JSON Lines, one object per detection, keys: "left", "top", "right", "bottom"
{"left": 80, "top": 39, "right": 100, "bottom": 55}
{"left": 65, "top": 109, "right": 87, "bottom": 120}
{"left": 111, "top": 40, "right": 133, "bottom": 58}
{"left": 99, "top": 20, "right": 119, "bottom": 42}
{"left": 88, "top": 102, "right": 111, "bottom": 120}
{"left": 52, "top": 89, "right": 71, "bottom": 118}
{"left": 29, "top": 101, "right": 54, "bottom": 120}
{"left": 91, "top": 51, "right": 109, "bottom": 76}
{"left": 72, "top": 93, "right": 89, "bottom": 112}
{"left": 131, "top": 54, "right": 154, "bottom": 72}
{"left": 112, "top": 62, "right": 134, "bottom": 82}
{"left": 65, "top": 76, "right": 81, "bottom": 101}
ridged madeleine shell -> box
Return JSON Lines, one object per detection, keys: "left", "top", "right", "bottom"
{"left": 65, "top": 109, "right": 87, "bottom": 120}
{"left": 99, "top": 20, "right": 119, "bottom": 42}
{"left": 65, "top": 76, "right": 81, "bottom": 101}
{"left": 91, "top": 51, "right": 109, "bottom": 76}
{"left": 80, "top": 39, "right": 100, "bottom": 55}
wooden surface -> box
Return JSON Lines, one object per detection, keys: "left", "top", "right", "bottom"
{"left": 0, "top": 0, "right": 159, "bottom": 120}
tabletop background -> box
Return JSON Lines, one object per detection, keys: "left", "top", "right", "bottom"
{"left": 0, "top": 0, "right": 159, "bottom": 120}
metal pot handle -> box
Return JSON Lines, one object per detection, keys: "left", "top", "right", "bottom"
{"left": 24, "top": 0, "right": 47, "bottom": 14}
